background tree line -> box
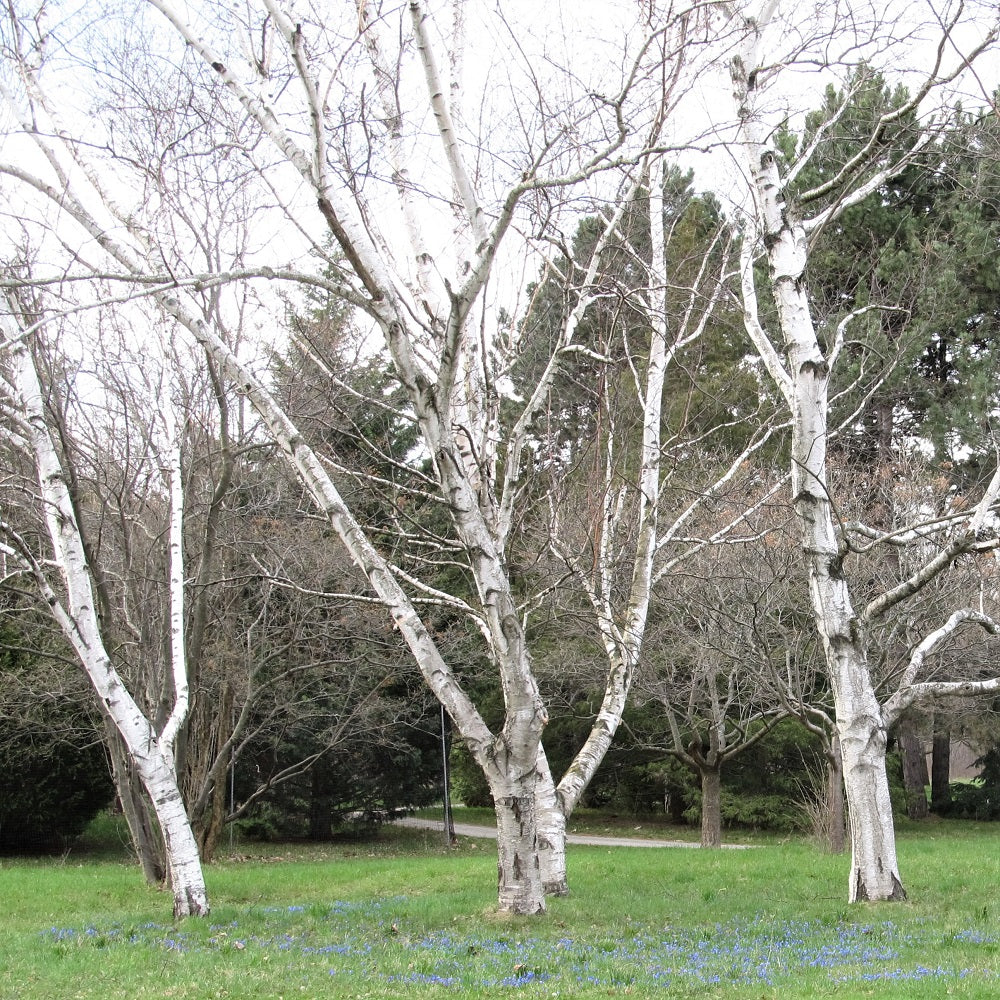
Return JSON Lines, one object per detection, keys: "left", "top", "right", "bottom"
{"left": 5, "top": 74, "right": 1000, "bottom": 855}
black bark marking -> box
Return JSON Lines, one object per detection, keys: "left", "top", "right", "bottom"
{"left": 174, "top": 883, "right": 210, "bottom": 919}
{"left": 501, "top": 613, "right": 522, "bottom": 646}
{"left": 315, "top": 197, "right": 383, "bottom": 301}
{"left": 801, "top": 358, "right": 829, "bottom": 378}
{"left": 854, "top": 870, "right": 869, "bottom": 902}
{"left": 849, "top": 618, "right": 863, "bottom": 646}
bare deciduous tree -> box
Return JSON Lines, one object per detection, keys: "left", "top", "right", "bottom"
{"left": 728, "top": 0, "right": 1000, "bottom": 900}
{"left": 0, "top": 308, "right": 209, "bottom": 918}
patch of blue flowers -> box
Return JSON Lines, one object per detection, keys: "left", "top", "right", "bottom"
{"left": 40, "top": 902, "right": 997, "bottom": 991}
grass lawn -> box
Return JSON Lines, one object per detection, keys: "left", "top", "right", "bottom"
{"left": 2, "top": 813, "right": 1000, "bottom": 998}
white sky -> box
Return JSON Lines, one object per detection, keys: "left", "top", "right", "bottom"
{"left": 1, "top": 0, "right": 999, "bottom": 364}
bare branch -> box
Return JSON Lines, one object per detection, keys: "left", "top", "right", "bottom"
{"left": 883, "top": 609, "right": 1000, "bottom": 727}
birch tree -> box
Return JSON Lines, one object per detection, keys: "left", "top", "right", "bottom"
{"left": 727, "top": 0, "right": 1000, "bottom": 900}
{"left": 0, "top": 308, "right": 209, "bottom": 918}
{"left": 40, "top": 334, "right": 235, "bottom": 875}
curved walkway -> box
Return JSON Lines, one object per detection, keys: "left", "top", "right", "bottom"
{"left": 397, "top": 816, "right": 751, "bottom": 849}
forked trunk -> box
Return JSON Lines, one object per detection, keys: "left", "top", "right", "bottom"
{"left": 699, "top": 765, "right": 723, "bottom": 849}
{"left": 840, "top": 731, "right": 905, "bottom": 900}
{"left": 817, "top": 589, "right": 904, "bottom": 898}
{"left": 529, "top": 161, "right": 673, "bottom": 900}
{"left": 732, "top": 45, "right": 906, "bottom": 900}
{"left": 9, "top": 337, "right": 209, "bottom": 915}
{"left": 834, "top": 674, "right": 905, "bottom": 901}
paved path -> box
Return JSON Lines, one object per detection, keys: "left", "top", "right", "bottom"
{"left": 397, "top": 816, "right": 751, "bottom": 849}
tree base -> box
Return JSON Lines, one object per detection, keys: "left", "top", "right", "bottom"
{"left": 172, "top": 884, "right": 211, "bottom": 919}
{"left": 852, "top": 870, "right": 907, "bottom": 903}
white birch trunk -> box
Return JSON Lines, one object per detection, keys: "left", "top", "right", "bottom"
{"left": 155, "top": 298, "right": 548, "bottom": 914}
{"left": 6, "top": 328, "right": 210, "bottom": 918}
{"left": 492, "top": 771, "right": 545, "bottom": 915}
{"left": 762, "top": 203, "right": 904, "bottom": 901}
{"left": 731, "top": 39, "right": 904, "bottom": 902}
{"left": 130, "top": 745, "right": 210, "bottom": 918}
{"left": 534, "top": 747, "right": 568, "bottom": 896}
{"left": 0, "top": 3, "right": 698, "bottom": 916}
{"left": 0, "top": 148, "right": 547, "bottom": 910}
{"left": 159, "top": 397, "right": 189, "bottom": 753}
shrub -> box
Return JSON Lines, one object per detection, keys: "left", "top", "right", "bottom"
{"left": 0, "top": 730, "right": 113, "bottom": 850}
{"left": 449, "top": 743, "right": 493, "bottom": 808}
{"left": 938, "top": 747, "right": 1000, "bottom": 821}
{"left": 0, "top": 620, "right": 113, "bottom": 851}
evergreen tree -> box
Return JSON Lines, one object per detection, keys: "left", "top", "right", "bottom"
{"left": 783, "top": 69, "right": 1000, "bottom": 471}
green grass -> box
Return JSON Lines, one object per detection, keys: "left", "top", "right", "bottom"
{"left": 2, "top": 814, "right": 1000, "bottom": 998}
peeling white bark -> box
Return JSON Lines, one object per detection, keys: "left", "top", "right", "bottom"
{"left": 734, "top": 57, "right": 1000, "bottom": 893}
{"left": 535, "top": 157, "right": 746, "bottom": 890}
{"left": 1, "top": 140, "right": 548, "bottom": 913}
{"left": 534, "top": 747, "right": 568, "bottom": 896}
{"left": 531, "top": 160, "right": 670, "bottom": 893}
{"left": 882, "top": 610, "right": 1000, "bottom": 727}
{"left": 493, "top": 773, "right": 545, "bottom": 915}
{"left": 158, "top": 398, "right": 188, "bottom": 755}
